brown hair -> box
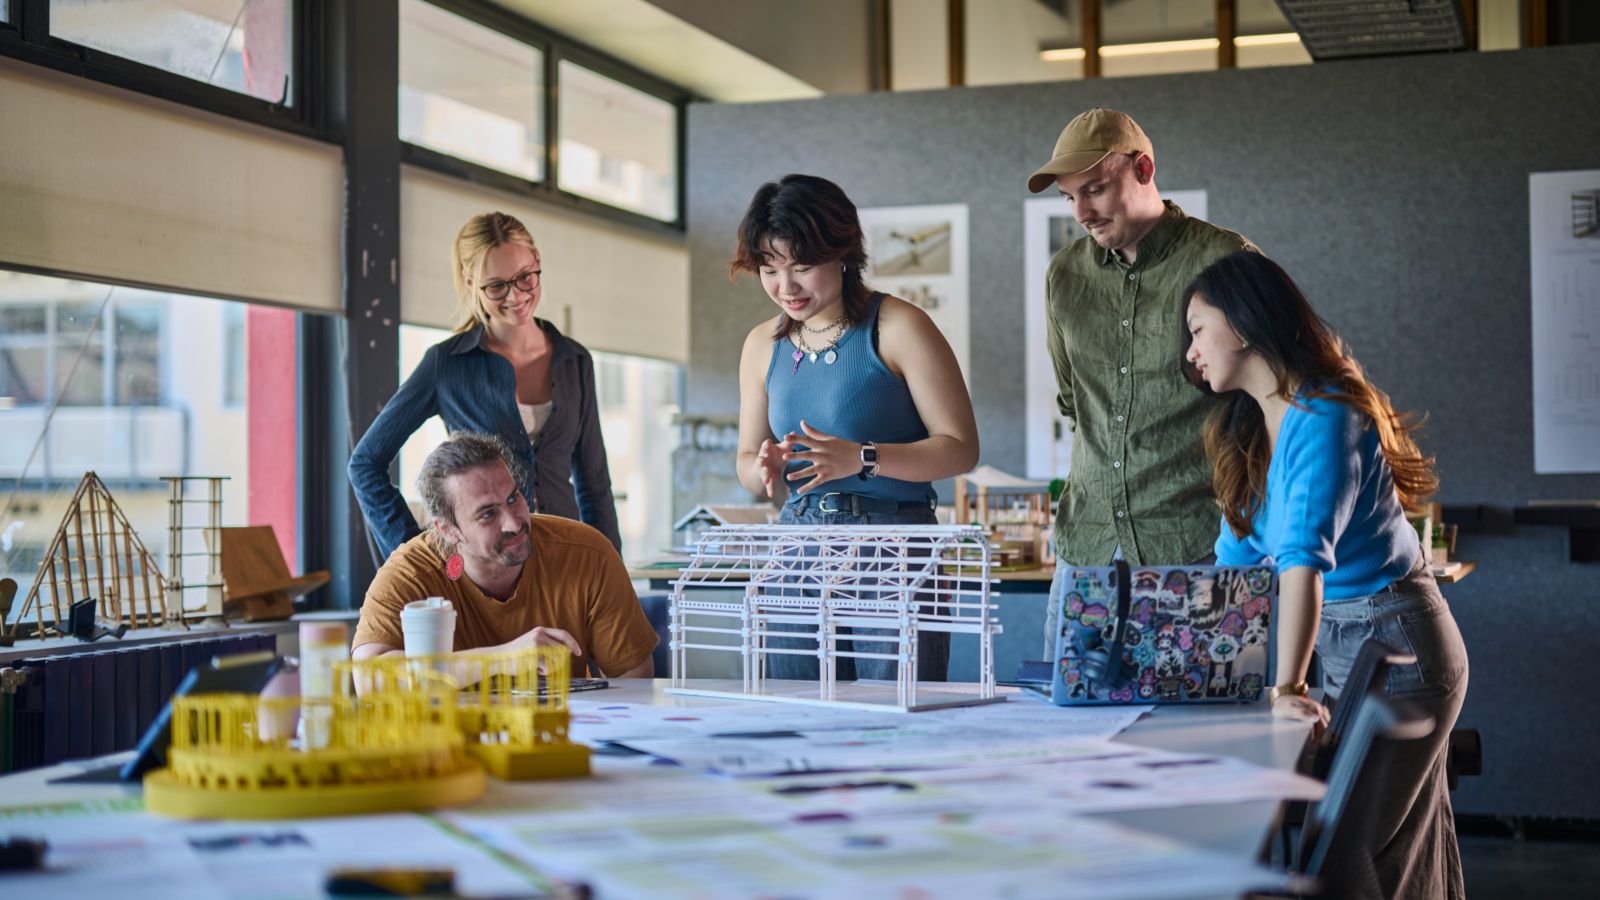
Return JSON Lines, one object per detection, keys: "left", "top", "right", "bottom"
{"left": 450, "top": 212, "right": 539, "bottom": 333}
{"left": 728, "top": 174, "right": 873, "bottom": 340}
{"left": 416, "top": 432, "right": 528, "bottom": 529}
{"left": 1179, "top": 251, "right": 1438, "bottom": 538}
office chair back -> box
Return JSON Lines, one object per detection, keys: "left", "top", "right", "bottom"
{"left": 1311, "top": 638, "right": 1415, "bottom": 780}
{"left": 1296, "top": 694, "right": 1435, "bottom": 892}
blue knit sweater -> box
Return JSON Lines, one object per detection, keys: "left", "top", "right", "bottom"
{"left": 1214, "top": 393, "right": 1422, "bottom": 601}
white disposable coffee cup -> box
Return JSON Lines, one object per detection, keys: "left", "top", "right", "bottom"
{"left": 401, "top": 597, "right": 456, "bottom": 658}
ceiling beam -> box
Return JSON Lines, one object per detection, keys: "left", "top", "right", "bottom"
{"left": 948, "top": 0, "right": 966, "bottom": 87}
{"left": 1081, "top": 0, "right": 1102, "bottom": 78}
{"left": 1217, "top": 0, "right": 1236, "bottom": 69}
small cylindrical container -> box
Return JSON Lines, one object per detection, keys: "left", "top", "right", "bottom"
{"left": 400, "top": 597, "right": 456, "bottom": 663}
{"left": 299, "top": 621, "right": 350, "bottom": 750}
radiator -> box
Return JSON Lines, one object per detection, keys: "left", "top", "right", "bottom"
{"left": 0, "top": 632, "right": 276, "bottom": 773}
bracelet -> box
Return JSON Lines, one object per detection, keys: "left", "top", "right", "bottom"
{"left": 1267, "top": 682, "right": 1310, "bottom": 705}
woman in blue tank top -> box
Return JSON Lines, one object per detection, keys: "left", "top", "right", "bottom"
{"left": 730, "top": 174, "right": 980, "bottom": 683}
{"left": 1182, "top": 251, "right": 1466, "bottom": 898}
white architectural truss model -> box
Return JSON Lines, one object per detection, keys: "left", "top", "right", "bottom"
{"left": 668, "top": 524, "right": 1003, "bottom": 712}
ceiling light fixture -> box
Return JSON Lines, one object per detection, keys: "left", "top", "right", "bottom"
{"left": 1039, "top": 32, "right": 1301, "bottom": 62}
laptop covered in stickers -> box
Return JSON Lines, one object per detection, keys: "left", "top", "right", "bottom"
{"left": 1047, "top": 560, "right": 1277, "bottom": 706}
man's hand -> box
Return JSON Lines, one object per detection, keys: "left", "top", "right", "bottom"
{"left": 513, "top": 626, "right": 584, "bottom": 658}
{"left": 781, "top": 420, "right": 863, "bottom": 495}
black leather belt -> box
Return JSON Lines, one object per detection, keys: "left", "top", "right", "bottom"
{"left": 789, "top": 492, "right": 935, "bottom": 516}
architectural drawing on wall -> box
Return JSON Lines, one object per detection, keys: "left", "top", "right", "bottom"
{"left": 859, "top": 204, "right": 970, "bottom": 383}
{"left": 1573, "top": 189, "right": 1600, "bottom": 238}
{"left": 1530, "top": 171, "right": 1600, "bottom": 473}
{"left": 1023, "top": 190, "right": 1208, "bottom": 480}
{"left": 667, "top": 524, "right": 1002, "bottom": 712}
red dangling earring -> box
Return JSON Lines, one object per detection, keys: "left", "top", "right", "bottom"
{"left": 445, "top": 551, "right": 465, "bottom": 581}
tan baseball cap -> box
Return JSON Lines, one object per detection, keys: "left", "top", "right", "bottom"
{"left": 1026, "top": 107, "right": 1154, "bottom": 193}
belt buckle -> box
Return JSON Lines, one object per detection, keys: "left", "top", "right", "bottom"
{"left": 818, "top": 492, "right": 845, "bottom": 514}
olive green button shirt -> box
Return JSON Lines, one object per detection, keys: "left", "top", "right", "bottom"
{"left": 1046, "top": 201, "right": 1257, "bottom": 565}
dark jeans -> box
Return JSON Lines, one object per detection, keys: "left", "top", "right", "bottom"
{"left": 767, "top": 502, "right": 950, "bottom": 683}
{"left": 1318, "top": 561, "right": 1469, "bottom": 900}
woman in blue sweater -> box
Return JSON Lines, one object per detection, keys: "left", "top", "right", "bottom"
{"left": 349, "top": 212, "right": 620, "bottom": 560}
{"left": 1182, "top": 250, "right": 1466, "bottom": 898}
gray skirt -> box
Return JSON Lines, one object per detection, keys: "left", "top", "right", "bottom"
{"left": 1318, "top": 561, "right": 1470, "bottom": 899}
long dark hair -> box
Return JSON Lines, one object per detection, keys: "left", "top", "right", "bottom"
{"left": 1178, "top": 251, "right": 1437, "bottom": 538}
{"left": 728, "top": 174, "right": 873, "bottom": 340}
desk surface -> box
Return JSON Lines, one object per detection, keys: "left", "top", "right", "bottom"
{"left": 0, "top": 680, "right": 1312, "bottom": 897}
{"left": 633, "top": 562, "right": 1475, "bottom": 585}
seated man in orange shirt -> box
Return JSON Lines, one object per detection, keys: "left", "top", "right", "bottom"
{"left": 353, "top": 432, "right": 656, "bottom": 677}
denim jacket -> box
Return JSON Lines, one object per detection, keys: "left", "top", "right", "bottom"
{"left": 348, "top": 320, "right": 620, "bottom": 558}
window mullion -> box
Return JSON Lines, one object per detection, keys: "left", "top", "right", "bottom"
{"left": 18, "top": 0, "right": 46, "bottom": 44}
{"left": 544, "top": 41, "right": 560, "bottom": 193}
{"left": 103, "top": 297, "right": 115, "bottom": 406}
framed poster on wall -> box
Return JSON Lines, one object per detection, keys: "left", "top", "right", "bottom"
{"left": 859, "top": 204, "right": 971, "bottom": 385}
{"left": 1022, "top": 190, "right": 1208, "bottom": 480}
{"left": 1529, "top": 170, "right": 1600, "bottom": 474}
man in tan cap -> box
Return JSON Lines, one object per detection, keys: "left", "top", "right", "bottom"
{"left": 1028, "top": 107, "right": 1257, "bottom": 658}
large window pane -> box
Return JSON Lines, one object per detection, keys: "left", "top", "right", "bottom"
{"left": 399, "top": 0, "right": 545, "bottom": 181}
{"left": 395, "top": 326, "right": 681, "bottom": 559}
{"left": 0, "top": 270, "right": 305, "bottom": 632}
{"left": 50, "top": 0, "right": 295, "bottom": 105}
{"left": 592, "top": 350, "right": 681, "bottom": 559}
{"left": 396, "top": 324, "right": 453, "bottom": 530}
{"left": 558, "top": 61, "right": 677, "bottom": 222}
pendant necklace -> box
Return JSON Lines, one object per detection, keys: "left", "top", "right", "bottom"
{"left": 791, "top": 319, "right": 846, "bottom": 373}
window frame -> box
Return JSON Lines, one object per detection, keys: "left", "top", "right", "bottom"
{"left": 401, "top": 0, "right": 691, "bottom": 235}
{"left": 0, "top": 0, "right": 327, "bottom": 140}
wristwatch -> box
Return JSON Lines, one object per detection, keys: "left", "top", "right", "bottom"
{"left": 857, "top": 441, "right": 880, "bottom": 480}
{"left": 1267, "top": 682, "right": 1310, "bottom": 705}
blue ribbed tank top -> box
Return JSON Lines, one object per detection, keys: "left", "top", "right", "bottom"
{"left": 766, "top": 293, "right": 936, "bottom": 505}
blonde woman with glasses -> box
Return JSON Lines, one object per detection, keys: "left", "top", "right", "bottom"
{"left": 350, "top": 211, "right": 621, "bottom": 560}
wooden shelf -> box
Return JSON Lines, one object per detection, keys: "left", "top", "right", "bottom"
{"left": 1513, "top": 505, "right": 1600, "bottom": 562}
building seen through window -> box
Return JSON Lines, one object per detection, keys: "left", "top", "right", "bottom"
{"left": 0, "top": 270, "right": 301, "bottom": 627}
{"left": 557, "top": 61, "right": 678, "bottom": 222}
{"left": 48, "top": 0, "right": 296, "bottom": 104}
{"left": 399, "top": 0, "right": 546, "bottom": 181}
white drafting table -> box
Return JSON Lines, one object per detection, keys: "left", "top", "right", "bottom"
{"left": 0, "top": 679, "right": 1314, "bottom": 894}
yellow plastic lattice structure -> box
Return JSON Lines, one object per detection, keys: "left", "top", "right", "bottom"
{"left": 144, "top": 666, "right": 484, "bottom": 820}
{"left": 363, "top": 646, "right": 591, "bottom": 780}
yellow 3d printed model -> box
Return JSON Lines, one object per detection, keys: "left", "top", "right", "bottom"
{"left": 143, "top": 646, "right": 588, "bottom": 820}
{"left": 363, "top": 646, "right": 592, "bottom": 780}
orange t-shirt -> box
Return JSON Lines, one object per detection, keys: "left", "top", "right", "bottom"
{"left": 353, "top": 514, "right": 656, "bottom": 676}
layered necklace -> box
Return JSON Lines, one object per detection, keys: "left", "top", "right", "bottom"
{"left": 791, "top": 317, "right": 847, "bottom": 373}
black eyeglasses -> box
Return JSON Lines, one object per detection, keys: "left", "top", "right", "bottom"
{"left": 480, "top": 269, "right": 541, "bottom": 301}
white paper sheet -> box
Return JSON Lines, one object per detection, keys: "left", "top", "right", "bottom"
{"left": 576, "top": 691, "right": 1152, "bottom": 776}
{"left": 449, "top": 799, "right": 1291, "bottom": 900}
{"left": 1530, "top": 169, "right": 1600, "bottom": 473}
{"left": 750, "top": 742, "right": 1326, "bottom": 816}
{"left": 0, "top": 809, "right": 548, "bottom": 900}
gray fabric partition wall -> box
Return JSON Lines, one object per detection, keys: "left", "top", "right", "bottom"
{"left": 684, "top": 45, "right": 1600, "bottom": 820}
